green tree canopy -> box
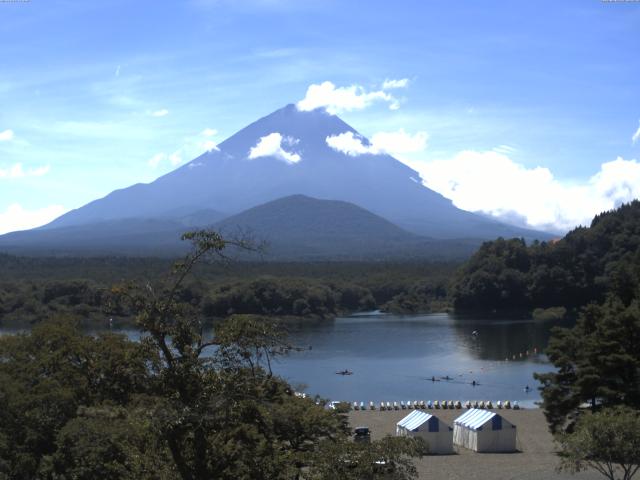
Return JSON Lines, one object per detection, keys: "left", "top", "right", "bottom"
{"left": 0, "top": 230, "right": 424, "bottom": 480}
{"left": 556, "top": 407, "right": 640, "bottom": 480}
{"left": 450, "top": 201, "right": 640, "bottom": 315}
{"left": 535, "top": 296, "right": 640, "bottom": 433}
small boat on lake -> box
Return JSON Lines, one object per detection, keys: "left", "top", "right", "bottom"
{"left": 336, "top": 369, "right": 353, "bottom": 375}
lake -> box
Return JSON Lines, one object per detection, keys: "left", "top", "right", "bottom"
{"left": 1, "top": 312, "right": 567, "bottom": 407}
{"left": 268, "top": 312, "right": 564, "bottom": 407}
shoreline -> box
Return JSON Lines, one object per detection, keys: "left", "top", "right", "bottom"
{"left": 348, "top": 409, "right": 600, "bottom": 480}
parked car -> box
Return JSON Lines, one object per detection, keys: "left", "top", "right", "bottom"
{"left": 353, "top": 426, "right": 371, "bottom": 444}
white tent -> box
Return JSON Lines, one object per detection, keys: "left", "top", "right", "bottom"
{"left": 453, "top": 409, "right": 517, "bottom": 452}
{"left": 396, "top": 410, "right": 453, "bottom": 454}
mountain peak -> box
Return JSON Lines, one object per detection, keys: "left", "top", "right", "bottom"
{"left": 29, "top": 103, "right": 551, "bottom": 243}
{"left": 216, "top": 103, "right": 355, "bottom": 158}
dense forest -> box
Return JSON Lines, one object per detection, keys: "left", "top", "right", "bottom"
{"left": 450, "top": 201, "right": 640, "bottom": 316}
{"left": 2, "top": 206, "right": 640, "bottom": 478}
{"left": 0, "top": 232, "right": 426, "bottom": 479}
{"left": 521, "top": 204, "right": 640, "bottom": 446}
{"left": 3, "top": 202, "right": 640, "bottom": 328}
{"left": 0, "top": 256, "right": 456, "bottom": 328}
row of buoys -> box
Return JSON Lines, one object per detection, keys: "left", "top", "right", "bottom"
{"left": 504, "top": 347, "right": 539, "bottom": 362}
{"left": 425, "top": 346, "right": 542, "bottom": 385}
{"left": 349, "top": 399, "right": 520, "bottom": 411}
{"left": 463, "top": 400, "right": 519, "bottom": 410}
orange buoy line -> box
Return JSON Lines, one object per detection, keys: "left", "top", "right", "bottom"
{"left": 452, "top": 346, "right": 544, "bottom": 380}
{"left": 504, "top": 346, "right": 540, "bottom": 362}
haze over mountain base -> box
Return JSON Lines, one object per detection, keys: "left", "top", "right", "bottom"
{"left": 0, "top": 105, "right": 552, "bottom": 258}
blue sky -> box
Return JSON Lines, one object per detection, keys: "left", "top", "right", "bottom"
{"left": 1, "top": 0, "right": 639, "bottom": 233}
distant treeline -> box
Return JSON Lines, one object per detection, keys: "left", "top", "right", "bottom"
{"left": 3, "top": 201, "right": 640, "bottom": 327}
{"left": 0, "top": 257, "right": 456, "bottom": 327}
{"left": 450, "top": 201, "right": 640, "bottom": 316}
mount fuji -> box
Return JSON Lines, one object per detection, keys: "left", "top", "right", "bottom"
{"left": 0, "top": 104, "right": 550, "bottom": 258}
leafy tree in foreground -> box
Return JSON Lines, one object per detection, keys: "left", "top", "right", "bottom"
{"left": 111, "top": 230, "right": 425, "bottom": 479}
{"left": 0, "top": 230, "right": 425, "bottom": 479}
{"left": 310, "top": 436, "right": 427, "bottom": 480}
{"left": 556, "top": 407, "right": 640, "bottom": 480}
{"left": 0, "top": 318, "right": 157, "bottom": 479}
{"left": 534, "top": 296, "right": 640, "bottom": 432}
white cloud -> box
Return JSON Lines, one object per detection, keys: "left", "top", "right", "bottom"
{"left": 147, "top": 153, "right": 166, "bottom": 168}
{"left": 248, "top": 132, "right": 301, "bottom": 164}
{"left": 326, "top": 129, "right": 428, "bottom": 157}
{"left": 410, "top": 150, "right": 640, "bottom": 233}
{"left": 151, "top": 109, "right": 169, "bottom": 117}
{"left": 326, "top": 132, "right": 373, "bottom": 156}
{"left": 148, "top": 151, "right": 185, "bottom": 169}
{"left": 115, "top": 65, "right": 121, "bottom": 77}
{"left": 633, "top": 122, "right": 640, "bottom": 144}
{"left": 296, "top": 81, "right": 399, "bottom": 114}
{"left": 0, "top": 163, "right": 50, "bottom": 179}
{"left": 200, "top": 129, "right": 219, "bottom": 151}
{"left": 382, "top": 78, "right": 409, "bottom": 89}
{"left": 0, "top": 203, "right": 68, "bottom": 235}
{"left": 202, "top": 140, "right": 219, "bottom": 151}
{"left": 0, "top": 129, "right": 15, "bottom": 141}
{"left": 147, "top": 127, "right": 221, "bottom": 169}
{"left": 370, "top": 129, "right": 428, "bottom": 154}
{"left": 169, "top": 151, "right": 183, "bottom": 166}
{"left": 492, "top": 144, "right": 517, "bottom": 155}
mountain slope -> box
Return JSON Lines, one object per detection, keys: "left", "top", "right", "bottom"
{"left": 214, "top": 194, "right": 474, "bottom": 259}
{"left": 0, "top": 195, "right": 480, "bottom": 259}
{"left": 40, "top": 104, "right": 550, "bottom": 241}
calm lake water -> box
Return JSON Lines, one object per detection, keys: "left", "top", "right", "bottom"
{"left": 269, "top": 312, "right": 565, "bottom": 407}
{"left": 1, "top": 312, "right": 568, "bottom": 407}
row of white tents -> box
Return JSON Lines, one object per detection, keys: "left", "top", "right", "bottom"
{"left": 395, "top": 409, "right": 516, "bottom": 454}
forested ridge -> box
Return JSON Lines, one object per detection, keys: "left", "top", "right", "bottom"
{"left": 0, "top": 257, "right": 455, "bottom": 328}
{"left": 3, "top": 202, "right": 640, "bottom": 328}
{"left": 518, "top": 202, "right": 640, "bottom": 445}
{"left": 450, "top": 201, "right": 640, "bottom": 315}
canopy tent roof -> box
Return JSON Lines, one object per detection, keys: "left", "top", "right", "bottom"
{"left": 454, "top": 409, "right": 502, "bottom": 431}
{"left": 397, "top": 410, "right": 434, "bottom": 432}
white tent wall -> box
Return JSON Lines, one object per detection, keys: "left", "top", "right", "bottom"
{"left": 453, "top": 409, "right": 517, "bottom": 453}
{"left": 476, "top": 420, "right": 517, "bottom": 453}
{"left": 453, "top": 424, "right": 474, "bottom": 450}
{"left": 396, "top": 411, "right": 453, "bottom": 454}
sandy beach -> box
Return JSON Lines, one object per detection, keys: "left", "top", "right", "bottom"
{"left": 349, "top": 408, "right": 602, "bottom": 480}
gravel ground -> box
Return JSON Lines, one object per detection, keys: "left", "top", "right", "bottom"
{"left": 349, "top": 408, "right": 602, "bottom": 480}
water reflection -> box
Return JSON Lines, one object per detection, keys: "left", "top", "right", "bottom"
{"left": 270, "top": 312, "right": 570, "bottom": 406}
{"left": 448, "top": 313, "right": 573, "bottom": 361}
{"left": 2, "top": 312, "right": 569, "bottom": 406}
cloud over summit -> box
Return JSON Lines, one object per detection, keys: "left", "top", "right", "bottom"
{"left": 296, "top": 80, "right": 405, "bottom": 114}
